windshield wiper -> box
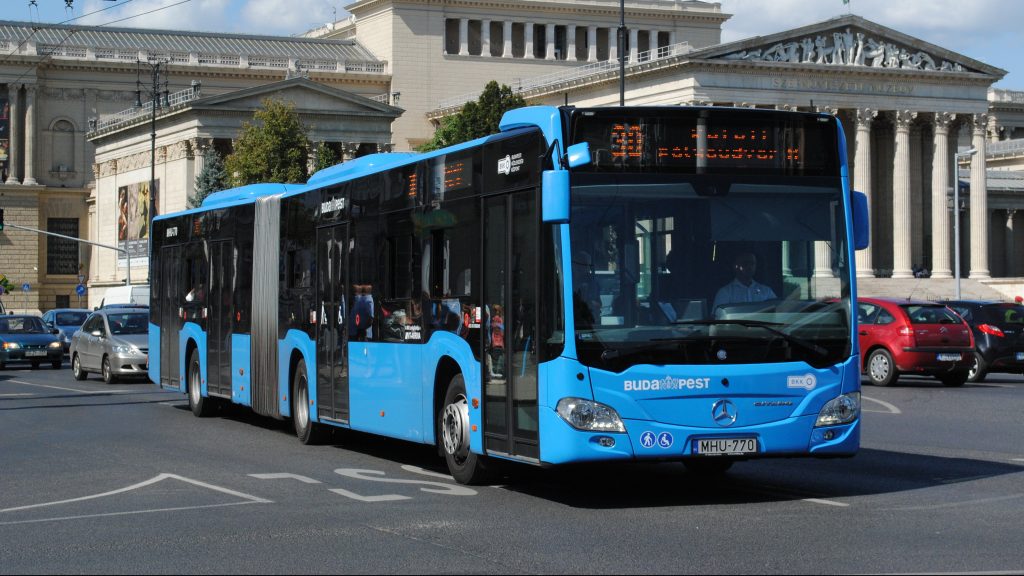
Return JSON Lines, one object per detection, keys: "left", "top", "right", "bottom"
{"left": 668, "top": 319, "right": 829, "bottom": 358}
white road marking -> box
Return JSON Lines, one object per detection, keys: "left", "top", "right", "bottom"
{"left": 249, "top": 473, "right": 321, "bottom": 484}
{"left": 1012, "top": 458, "right": 1024, "bottom": 463}
{"left": 0, "top": 473, "right": 270, "bottom": 513}
{"left": 6, "top": 380, "right": 135, "bottom": 395}
{"left": 399, "top": 465, "right": 454, "bottom": 480}
{"left": 0, "top": 502, "right": 258, "bottom": 527}
{"left": 0, "top": 393, "right": 34, "bottom": 397}
{"left": 334, "top": 469, "right": 477, "bottom": 496}
{"left": 329, "top": 488, "right": 412, "bottom": 503}
{"left": 861, "top": 395, "right": 901, "bottom": 414}
{"left": 801, "top": 498, "right": 849, "bottom": 507}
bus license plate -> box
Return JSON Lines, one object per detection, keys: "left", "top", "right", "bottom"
{"left": 25, "top": 350, "right": 47, "bottom": 357}
{"left": 695, "top": 438, "right": 757, "bottom": 456}
{"left": 937, "top": 353, "right": 962, "bottom": 362}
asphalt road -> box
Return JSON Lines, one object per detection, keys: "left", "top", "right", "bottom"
{"left": 1, "top": 365, "right": 1023, "bottom": 574}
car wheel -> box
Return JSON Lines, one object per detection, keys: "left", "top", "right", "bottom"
{"left": 684, "top": 458, "right": 734, "bottom": 476}
{"left": 101, "top": 356, "right": 117, "bottom": 384}
{"left": 187, "top": 348, "right": 215, "bottom": 417}
{"left": 938, "top": 370, "right": 968, "bottom": 387}
{"left": 867, "top": 348, "right": 898, "bottom": 387}
{"left": 439, "top": 373, "right": 490, "bottom": 485}
{"left": 292, "top": 358, "right": 328, "bottom": 445}
{"left": 72, "top": 354, "right": 88, "bottom": 380}
{"left": 967, "top": 352, "right": 988, "bottom": 383}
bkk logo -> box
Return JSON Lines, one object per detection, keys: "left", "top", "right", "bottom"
{"left": 787, "top": 373, "right": 817, "bottom": 391}
{"left": 624, "top": 376, "right": 711, "bottom": 391}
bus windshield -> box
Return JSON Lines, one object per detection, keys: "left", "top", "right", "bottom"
{"left": 569, "top": 177, "right": 851, "bottom": 371}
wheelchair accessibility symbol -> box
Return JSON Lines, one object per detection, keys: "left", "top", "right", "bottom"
{"left": 640, "top": 431, "right": 674, "bottom": 449}
{"left": 657, "top": 432, "right": 674, "bottom": 449}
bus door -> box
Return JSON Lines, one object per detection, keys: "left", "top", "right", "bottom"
{"left": 159, "top": 244, "right": 183, "bottom": 388}
{"left": 316, "top": 223, "right": 350, "bottom": 423}
{"left": 207, "top": 240, "right": 233, "bottom": 398}
{"left": 482, "top": 190, "right": 540, "bottom": 460}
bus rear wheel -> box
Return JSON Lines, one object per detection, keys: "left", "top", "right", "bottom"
{"left": 439, "top": 374, "right": 489, "bottom": 485}
{"left": 187, "top": 349, "right": 215, "bottom": 417}
{"left": 293, "top": 358, "right": 328, "bottom": 445}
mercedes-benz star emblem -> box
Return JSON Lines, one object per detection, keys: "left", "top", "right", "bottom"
{"left": 711, "top": 399, "right": 738, "bottom": 427}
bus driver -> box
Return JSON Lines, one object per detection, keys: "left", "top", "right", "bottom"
{"left": 712, "top": 252, "right": 776, "bottom": 316}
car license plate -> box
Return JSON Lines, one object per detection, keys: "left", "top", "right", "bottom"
{"left": 937, "top": 353, "right": 962, "bottom": 362}
{"left": 694, "top": 438, "right": 758, "bottom": 456}
{"left": 1017, "top": 352, "right": 1024, "bottom": 362}
{"left": 25, "top": 350, "right": 46, "bottom": 357}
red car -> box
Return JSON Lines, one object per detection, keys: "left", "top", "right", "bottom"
{"left": 857, "top": 297, "right": 975, "bottom": 387}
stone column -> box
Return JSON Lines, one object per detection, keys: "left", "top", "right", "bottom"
{"left": 503, "top": 21, "right": 513, "bottom": 58}
{"left": 628, "top": 28, "right": 638, "bottom": 62}
{"left": 891, "top": 110, "right": 916, "bottom": 279}
{"left": 669, "top": 30, "right": 677, "bottom": 47}
{"left": 608, "top": 28, "right": 617, "bottom": 62}
{"left": 482, "top": 20, "right": 491, "bottom": 57}
{"left": 458, "top": 19, "right": 469, "bottom": 56}
{"left": 969, "top": 113, "right": 990, "bottom": 279}
{"left": 649, "top": 30, "right": 660, "bottom": 58}
{"left": 525, "top": 22, "right": 535, "bottom": 59}
{"left": 544, "top": 23, "right": 554, "bottom": 60}
{"left": 910, "top": 122, "right": 923, "bottom": 268}
{"left": 1006, "top": 210, "right": 1017, "bottom": 277}
{"left": 854, "top": 108, "right": 876, "bottom": 278}
{"left": 22, "top": 85, "right": 37, "bottom": 186}
{"left": 587, "top": 26, "right": 597, "bottom": 62}
{"left": 5, "top": 84, "right": 20, "bottom": 184}
{"left": 567, "top": 25, "right": 577, "bottom": 61}
{"left": 930, "top": 113, "right": 954, "bottom": 278}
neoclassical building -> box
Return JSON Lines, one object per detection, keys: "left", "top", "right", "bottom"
{"left": 1, "top": 1, "right": 1023, "bottom": 310}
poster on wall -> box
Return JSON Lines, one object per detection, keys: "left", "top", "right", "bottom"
{"left": 0, "top": 97, "right": 9, "bottom": 182}
{"left": 117, "top": 179, "right": 159, "bottom": 269}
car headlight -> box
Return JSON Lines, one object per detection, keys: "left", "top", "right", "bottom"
{"left": 556, "top": 397, "right": 626, "bottom": 433}
{"left": 815, "top": 392, "right": 860, "bottom": 427}
{"left": 48, "top": 342, "right": 63, "bottom": 349}
{"left": 2, "top": 342, "right": 20, "bottom": 350}
{"left": 112, "top": 345, "right": 136, "bottom": 354}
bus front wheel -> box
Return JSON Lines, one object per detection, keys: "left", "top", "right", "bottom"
{"left": 439, "top": 374, "right": 489, "bottom": 485}
{"left": 293, "top": 358, "right": 328, "bottom": 445}
{"left": 187, "top": 349, "right": 215, "bottom": 417}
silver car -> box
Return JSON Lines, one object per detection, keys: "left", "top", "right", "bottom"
{"left": 69, "top": 308, "right": 149, "bottom": 384}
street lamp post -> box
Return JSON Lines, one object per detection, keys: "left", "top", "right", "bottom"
{"left": 135, "top": 59, "right": 170, "bottom": 284}
{"left": 953, "top": 148, "right": 978, "bottom": 300}
{"left": 618, "top": 0, "right": 626, "bottom": 106}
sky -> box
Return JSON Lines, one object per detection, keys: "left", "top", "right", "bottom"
{"left": 18, "top": 0, "right": 1023, "bottom": 88}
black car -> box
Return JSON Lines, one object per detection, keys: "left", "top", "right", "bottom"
{"left": 942, "top": 300, "right": 1024, "bottom": 382}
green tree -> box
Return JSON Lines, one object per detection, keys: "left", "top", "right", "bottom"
{"left": 313, "top": 142, "right": 338, "bottom": 174}
{"left": 225, "top": 98, "right": 310, "bottom": 186}
{"left": 188, "top": 148, "right": 228, "bottom": 208}
{"left": 417, "top": 81, "right": 526, "bottom": 152}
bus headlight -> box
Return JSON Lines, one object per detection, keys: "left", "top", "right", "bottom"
{"left": 556, "top": 397, "right": 626, "bottom": 433}
{"left": 815, "top": 392, "right": 860, "bottom": 427}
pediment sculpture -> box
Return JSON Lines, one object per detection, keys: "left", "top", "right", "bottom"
{"left": 722, "top": 28, "right": 970, "bottom": 73}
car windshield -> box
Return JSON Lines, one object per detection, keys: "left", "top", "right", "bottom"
{"left": 902, "top": 305, "right": 961, "bottom": 324}
{"left": 569, "top": 177, "right": 851, "bottom": 371}
{"left": 55, "top": 312, "right": 88, "bottom": 326}
{"left": 0, "top": 316, "right": 47, "bottom": 334}
{"left": 980, "top": 304, "right": 1024, "bottom": 326}
{"left": 106, "top": 313, "right": 148, "bottom": 335}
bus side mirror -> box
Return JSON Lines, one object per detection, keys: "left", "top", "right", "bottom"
{"left": 566, "top": 143, "right": 591, "bottom": 168}
{"left": 853, "top": 191, "right": 870, "bottom": 251}
{"left": 541, "top": 170, "right": 570, "bottom": 223}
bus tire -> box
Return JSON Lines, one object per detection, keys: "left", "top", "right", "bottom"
{"left": 187, "top": 349, "right": 215, "bottom": 417}
{"left": 439, "top": 373, "right": 489, "bottom": 485}
{"left": 292, "top": 358, "right": 328, "bottom": 445}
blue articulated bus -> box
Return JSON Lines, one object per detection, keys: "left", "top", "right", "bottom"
{"left": 149, "top": 105, "right": 870, "bottom": 484}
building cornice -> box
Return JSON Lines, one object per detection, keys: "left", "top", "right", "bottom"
{"left": 347, "top": 0, "right": 730, "bottom": 24}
